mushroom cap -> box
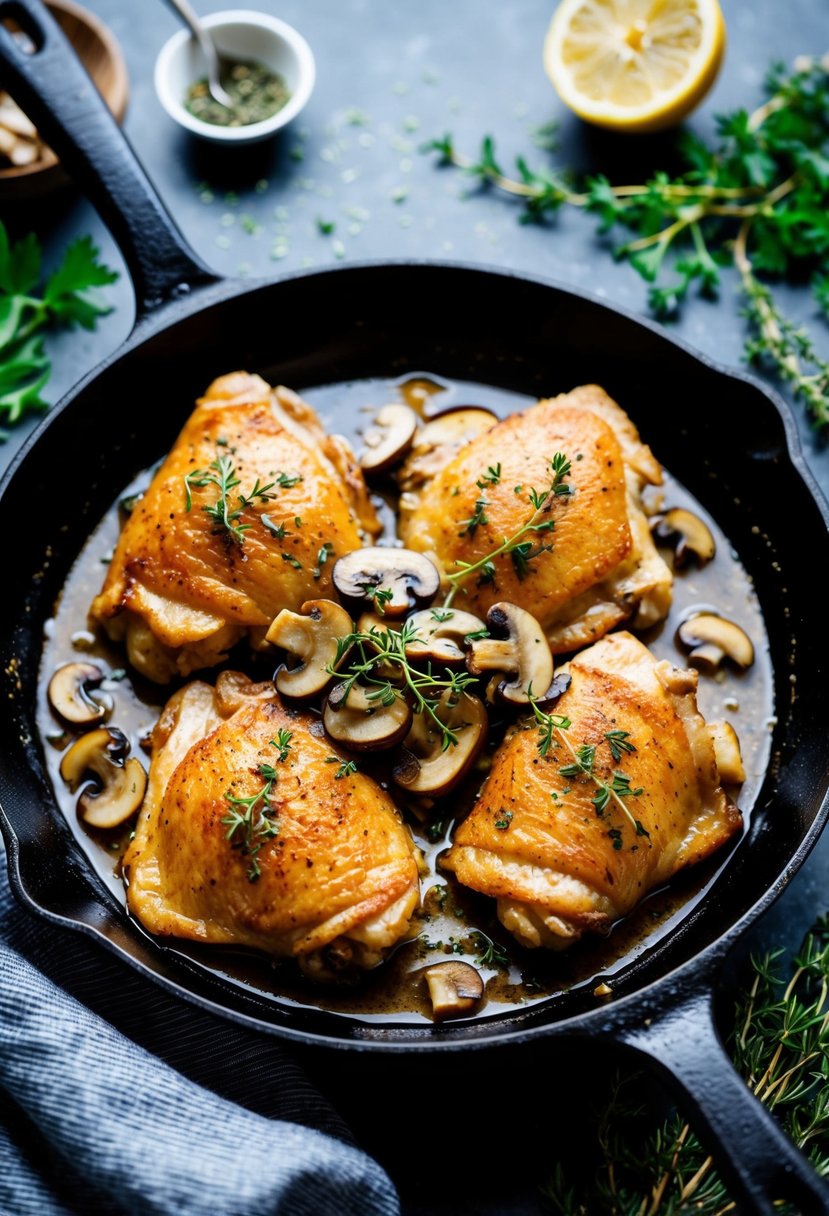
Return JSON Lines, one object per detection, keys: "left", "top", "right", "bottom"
{"left": 676, "top": 613, "right": 754, "bottom": 671}
{"left": 466, "top": 602, "right": 554, "bottom": 705}
{"left": 423, "top": 960, "right": 484, "bottom": 1019}
{"left": 267, "top": 599, "right": 354, "bottom": 701}
{"left": 652, "top": 507, "right": 716, "bottom": 568}
{"left": 392, "top": 690, "right": 487, "bottom": 795}
{"left": 360, "top": 403, "right": 419, "bottom": 476}
{"left": 404, "top": 608, "right": 487, "bottom": 667}
{"left": 47, "top": 662, "right": 110, "bottom": 727}
{"left": 59, "top": 726, "right": 147, "bottom": 829}
{"left": 323, "top": 681, "right": 413, "bottom": 751}
{"left": 333, "top": 547, "right": 440, "bottom": 618}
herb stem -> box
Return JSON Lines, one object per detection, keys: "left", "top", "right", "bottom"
{"left": 443, "top": 453, "right": 571, "bottom": 605}
{"left": 624, "top": 204, "right": 706, "bottom": 253}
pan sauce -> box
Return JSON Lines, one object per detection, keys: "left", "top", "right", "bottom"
{"left": 37, "top": 374, "right": 774, "bottom": 1024}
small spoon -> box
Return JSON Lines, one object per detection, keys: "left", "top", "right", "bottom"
{"left": 162, "top": 0, "right": 235, "bottom": 110}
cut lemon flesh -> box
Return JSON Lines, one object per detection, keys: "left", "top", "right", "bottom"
{"left": 543, "top": 0, "right": 726, "bottom": 133}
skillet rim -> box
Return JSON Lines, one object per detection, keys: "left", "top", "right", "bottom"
{"left": 2, "top": 256, "right": 829, "bottom": 1051}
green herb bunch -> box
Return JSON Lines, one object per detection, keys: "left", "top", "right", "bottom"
{"left": 541, "top": 917, "right": 829, "bottom": 1214}
{"left": 330, "top": 619, "right": 479, "bottom": 750}
{"left": 0, "top": 221, "right": 118, "bottom": 438}
{"left": 424, "top": 56, "right": 829, "bottom": 426}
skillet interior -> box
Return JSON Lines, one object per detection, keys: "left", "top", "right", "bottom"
{"left": 2, "top": 262, "right": 828, "bottom": 1047}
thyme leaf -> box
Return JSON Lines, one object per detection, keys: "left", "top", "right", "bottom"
{"left": 541, "top": 916, "right": 829, "bottom": 1213}
{"left": 444, "top": 453, "right": 572, "bottom": 606}
{"left": 423, "top": 56, "right": 829, "bottom": 425}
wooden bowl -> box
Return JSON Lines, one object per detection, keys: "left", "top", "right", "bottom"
{"left": 0, "top": 0, "right": 129, "bottom": 201}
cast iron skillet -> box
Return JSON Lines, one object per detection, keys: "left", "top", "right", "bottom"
{"left": 2, "top": 3, "right": 829, "bottom": 1212}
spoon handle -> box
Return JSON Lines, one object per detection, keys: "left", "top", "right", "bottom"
{"left": 160, "top": 0, "right": 233, "bottom": 107}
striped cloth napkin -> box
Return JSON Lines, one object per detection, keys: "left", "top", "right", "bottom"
{"left": 0, "top": 849, "right": 399, "bottom": 1216}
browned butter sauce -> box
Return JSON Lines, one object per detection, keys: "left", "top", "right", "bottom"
{"left": 36, "top": 374, "right": 774, "bottom": 1024}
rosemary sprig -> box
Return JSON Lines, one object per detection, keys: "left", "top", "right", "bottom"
{"left": 423, "top": 56, "right": 829, "bottom": 426}
{"left": 221, "top": 733, "right": 292, "bottom": 881}
{"left": 330, "top": 620, "right": 478, "bottom": 750}
{"left": 541, "top": 916, "right": 829, "bottom": 1214}
{"left": 443, "top": 452, "right": 572, "bottom": 607}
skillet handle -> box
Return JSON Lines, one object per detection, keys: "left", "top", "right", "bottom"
{"left": 611, "top": 973, "right": 829, "bottom": 1216}
{"left": 0, "top": 0, "right": 219, "bottom": 317}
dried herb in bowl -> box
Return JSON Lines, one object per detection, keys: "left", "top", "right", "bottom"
{"left": 185, "top": 59, "right": 290, "bottom": 128}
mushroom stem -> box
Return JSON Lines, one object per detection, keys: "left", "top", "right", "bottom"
{"left": 59, "top": 726, "right": 147, "bottom": 829}
{"left": 466, "top": 603, "right": 554, "bottom": 706}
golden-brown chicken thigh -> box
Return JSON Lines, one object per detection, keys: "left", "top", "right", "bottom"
{"left": 123, "top": 672, "right": 420, "bottom": 969}
{"left": 92, "top": 373, "right": 380, "bottom": 682}
{"left": 442, "top": 631, "right": 742, "bottom": 949}
{"left": 398, "top": 385, "right": 671, "bottom": 653}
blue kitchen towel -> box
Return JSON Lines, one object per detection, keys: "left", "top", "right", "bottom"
{"left": 0, "top": 862, "right": 400, "bottom": 1216}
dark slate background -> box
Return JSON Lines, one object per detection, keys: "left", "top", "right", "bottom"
{"left": 2, "top": 2, "right": 828, "bottom": 1212}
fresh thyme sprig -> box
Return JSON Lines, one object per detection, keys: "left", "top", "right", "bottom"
{"left": 529, "top": 699, "right": 648, "bottom": 842}
{"left": 221, "top": 732, "right": 292, "bottom": 882}
{"left": 473, "top": 929, "right": 510, "bottom": 969}
{"left": 330, "top": 620, "right": 478, "bottom": 750}
{"left": 358, "top": 583, "right": 395, "bottom": 614}
{"left": 184, "top": 454, "right": 303, "bottom": 545}
{"left": 443, "top": 452, "right": 572, "bottom": 607}
{"left": 423, "top": 56, "right": 829, "bottom": 426}
{"left": 325, "top": 755, "right": 358, "bottom": 779}
{"left": 541, "top": 916, "right": 829, "bottom": 1214}
{"left": 184, "top": 453, "right": 270, "bottom": 544}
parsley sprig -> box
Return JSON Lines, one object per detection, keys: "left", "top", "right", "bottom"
{"left": 221, "top": 731, "right": 292, "bottom": 881}
{"left": 331, "top": 620, "right": 478, "bottom": 750}
{"left": 444, "top": 452, "right": 572, "bottom": 607}
{"left": 424, "top": 57, "right": 829, "bottom": 426}
{"left": 0, "top": 222, "right": 118, "bottom": 437}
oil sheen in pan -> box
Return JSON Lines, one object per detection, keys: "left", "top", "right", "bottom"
{"left": 36, "top": 374, "right": 774, "bottom": 1024}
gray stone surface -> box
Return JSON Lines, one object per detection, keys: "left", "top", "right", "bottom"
{"left": 2, "top": 2, "right": 829, "bottom": 1211}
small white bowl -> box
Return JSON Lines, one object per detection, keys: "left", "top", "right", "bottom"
{"left": 154, "top": 10, "right": 315, "bottom": 144}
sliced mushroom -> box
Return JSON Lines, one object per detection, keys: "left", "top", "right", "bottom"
{"left": 466, "top": 603, "right": 554, "bottom": 705}
{"left": 404, "top": 609, "right": 487, "bottom": 667}
{"left": 333, "top": 547, "right": 440, "bottom": 618}
{"left": 651, "top": 507, "right": 716, "bottom": 568}
{"left": 360, "top": 403, "right": 419, "bottom": 475}
{"left": 59, "top": 726, "right": 147, "bottom": 829}
{"left": 393, "top": 690, "right": 487, "bottom": 795}
{"left": 424, "top": 960, "right": 484, "bottom": 1020}
{"left": 397, "top": 407, "right": 499, "bottom": 494}
{"left": 47, "top": 662, "right": 111, "bottom": 727}
{"left": 323, "top": 681, "right": 413, "bottom": 751}
{"left": 266, "top": 599, "right": 354, "bottom": 701}
{"left": 709, "top": 720, "right": 746, "bottom": 785}
{"left": 676, "top": 614, "right": 754, "bottom": 671}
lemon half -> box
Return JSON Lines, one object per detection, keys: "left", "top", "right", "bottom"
{"left": 543, "top": 0, "right": 726, "bottom": 134}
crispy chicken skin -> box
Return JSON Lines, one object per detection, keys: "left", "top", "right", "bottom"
{"left": 91, "top": 373, "right": 380, "bottom": 683}
{"left": 123, "top": 672, "right": 420, "bottom": 969}
{"left": 442, "top": 631, "right": 742, "bottom": 949}
{"left": 398, "top": 385, "right": 671, "bottom": 653}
